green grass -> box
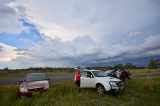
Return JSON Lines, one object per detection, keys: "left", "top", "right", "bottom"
{"left": 131, "top": 69, "right": 160, "bottom": 75}
{"left": 0, "top": 77, "right": 160, "bottom": 106}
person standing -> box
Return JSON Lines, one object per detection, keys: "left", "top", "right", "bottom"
{"left": 116, "top": 68, "right": 121, "bottom": 79}
{"left": 74, "top": 67, "right": 81, "bottom": 89}
{"left": 120, "top": 69, "right": 126, "bottom": 81}
{"left": 126, "top": 68, "right": 131, "bottom": 79}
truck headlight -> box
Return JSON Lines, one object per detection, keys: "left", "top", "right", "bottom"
{"left": 20, "top": 87, "right": 28, "bottom": 92}
{"left": 109, "top": 81, "right": 117, "bottom": 86}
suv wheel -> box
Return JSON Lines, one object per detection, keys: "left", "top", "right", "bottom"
{"left": 96, "top": 84, "right": 105, "bottom": 94}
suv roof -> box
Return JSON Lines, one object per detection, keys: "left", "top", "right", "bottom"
{"left": 81, "top": 69, "right": 100, "bottom": 72}
{"left": 90, "top": 70, "right": 100, "bottom": 72}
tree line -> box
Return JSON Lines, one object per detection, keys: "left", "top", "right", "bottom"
{"left": 0, "top": 59, "right": 160, "bottom": 72}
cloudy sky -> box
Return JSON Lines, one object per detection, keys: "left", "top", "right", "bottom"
{"left": 0, "top": 0, "right": 160, "bottom": 69}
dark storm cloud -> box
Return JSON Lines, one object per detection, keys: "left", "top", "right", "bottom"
{"left": 4, "top": 34, "right": 160, "bottom": 68}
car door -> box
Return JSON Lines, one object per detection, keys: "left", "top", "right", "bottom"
{"left": 80, "top": 71, "right": 95, "bottom": 88}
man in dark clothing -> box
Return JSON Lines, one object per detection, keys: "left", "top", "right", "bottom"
{"left": 120, "top": 70, "right": 126, "bottom": 81}
{"left": 120, "top": 69, "right": 130, "bottom": 81}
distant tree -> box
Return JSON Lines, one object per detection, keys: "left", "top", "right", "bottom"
{"left": 113, "top": 64, "right": 124, "bottom": 69}
{"left": 124, "top": 63, "right": 137, "bottom": 69}
{"left": 158, "top": 60, "right": 160, "bottom": 68}
{"left": 107, "top": 66, "right": 113, "bottom": 70}
{"left": 125, "top": 63, "right": 133, "bottom": 68}
{"left": 4, "top": 67, "right": 9, "bottom": 71}
{"left": 138, "top": 66, "right": 146, "bottom": 69}
{"left": 85, "top": 67, "right": 91, "bottom": 70}
{"left": 148, "top": 59, "right": 159, "bottom": 69}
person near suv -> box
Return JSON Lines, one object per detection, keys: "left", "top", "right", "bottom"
{"left": 74, "top": 67, "right": 81, "bottom": 89}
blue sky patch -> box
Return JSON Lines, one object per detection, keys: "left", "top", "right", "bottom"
{"left": 0, "top": 19, "right": 43, "bottom": 47}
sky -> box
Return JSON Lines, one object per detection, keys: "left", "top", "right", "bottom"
{"left": 0, "top": 0, "right": 160, "bottom": 69}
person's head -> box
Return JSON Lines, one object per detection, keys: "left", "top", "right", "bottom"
{"left": 74, "top": 67, "right": 78, "bottom": 70}
{"left": 117, "top": 68, "right": 120, "bottom": 71}
{"left": 74, "top": 66, "right": 80, "bottom": 71}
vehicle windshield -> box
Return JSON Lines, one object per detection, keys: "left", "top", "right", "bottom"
{"left": 105, "top": 70, "right": 114, "bottom": 76}
{"left": 25, "top": 74, "right": 45, "bottom": 82}
{"left": 92, "top": 71, "right": 106, "bottom": 77}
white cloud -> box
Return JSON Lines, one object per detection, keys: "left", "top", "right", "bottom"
{"left": 0, "top": 43, "right": 18, "bottom": 62}
{"left": 15, "top": 0, "right": 160, "bottom": 42}
{"left": 0, "top": 0, "right": 27, "bottom": 34}
{"left": 129, "top": 31, "right": 143, "bottom": 37}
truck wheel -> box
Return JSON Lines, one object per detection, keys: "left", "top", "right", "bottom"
{"left": 96, "top": 84, "right": 105, "bottom": 94}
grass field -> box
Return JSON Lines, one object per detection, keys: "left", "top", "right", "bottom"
{"left": 131, "top": 69, "right": 160, "bottom": 75}
{"left": 0, "top": 69, "right": 160, "bottom": 77}
{"left": 0, "top": 77, "right": 160, "bottom": 106}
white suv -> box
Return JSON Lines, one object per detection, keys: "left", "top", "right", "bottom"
{"left": 76, "top": 69, "right": 125, "bottom": 94}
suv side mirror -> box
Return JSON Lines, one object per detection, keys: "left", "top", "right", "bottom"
{"left": 90, "top": 75, "right": 94, "bottom": 78}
